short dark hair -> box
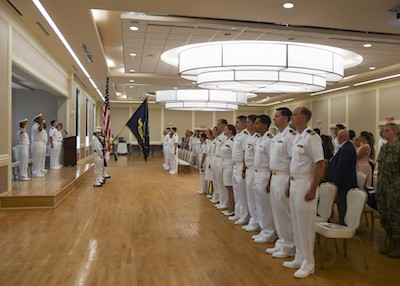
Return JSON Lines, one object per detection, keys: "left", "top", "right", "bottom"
{"left": 336, "top": 124, "right": 345, "bottom": 130}
{"left": 172, "top": 127, "right": 177, "bottom": 131}
{"left": 257, "top": 115, "right": 271, "bottom": 127}
{"left": 349, "top": 129, "right": 356, "bottom": 140}
{"left": 166, "top": 127, "right": 171, "bottom": 130}
{"left": 226, "top": 124, "right": 237, "bottom": 136}
{"left": 276, "top": 107, "right": 292, "bottom": 120}
{"left": 51, "top": 120, "right": 57, "bottom": 126}
{"left": 313, "top": 128, "right": 321, "bottom": 135}
{"left": 200, "top": 133, "right": 207, "bottom": 140}
{"left": 237, "top": 115, "right": 247, "bottom": 123}
{"left": 219, "top": 119, "right": 228, "bottom": 125}
{"left": 299, "top": 107, "right": 312, "bottom": 121}
{"left": 247, "top": 114, "right": 257, "bottom": 123}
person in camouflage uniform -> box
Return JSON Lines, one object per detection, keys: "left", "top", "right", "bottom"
{"left": 377, "top": 123, "right": 400, "bottom": 258}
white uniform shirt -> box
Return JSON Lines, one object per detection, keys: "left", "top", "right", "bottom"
{"left": 57, "top": 130, "right": 63, "bottom": 142}
{"left": 245, "top": 132, "right": 261, "bottom": 167}
{"left": 163, "top": 133, "right": 170, "bottom": 147}
{"left": 221, "top": 137, "right": 234, "bottom": 163}
{"left": 40, "top": 128, "right": 48, "bottom": 144}
{"left": 290, "top": 128, "right": 324, "bottom": 175}
{"left": 31, "top": 122, "right": 41, "bottom": 142}
{"left": 270, "top": 125, "right": 297, "bottom": 172}
{"left": 92, "top": 135, "right": 103, "bottom": 155}
{"left": 215, "top": 134, "right": 228, "bottom": 157}
{"left": 232, "top": 129, "right": 249, "bottom": 162}
{"left": 254, "top": 131, "right": 274, "bottom": 170}
{"left": 168, "top": 133, "right": 179, "bottom": 151}
{"left": 49, "top": 126, "right": 57, "bottom": 141}
{"left": 18, "top": 129, "right": 30, "bottom": 145}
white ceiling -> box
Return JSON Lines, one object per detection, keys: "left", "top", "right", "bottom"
{"left": 7, "top": 0, "right": 400, "bottom": 104}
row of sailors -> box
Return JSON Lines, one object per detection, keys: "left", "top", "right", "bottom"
{"left": 17, "top": 114, "right": 64, "bottom": 181}
{"left": 196, "top": 107, "right": 324, "bottom": 279}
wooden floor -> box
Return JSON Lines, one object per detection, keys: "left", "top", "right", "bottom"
{"left": 0, "top": 156, "right": 399, "bottom": 286}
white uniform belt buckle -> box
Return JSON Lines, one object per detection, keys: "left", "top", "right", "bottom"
{"left": 290, "top": 173, "right": 312, "bottom": 180}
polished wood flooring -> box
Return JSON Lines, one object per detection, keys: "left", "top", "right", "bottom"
{"left": 0, "top": 156, "right": 399, "bottom": 286}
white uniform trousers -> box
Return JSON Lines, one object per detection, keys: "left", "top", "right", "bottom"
{"left": 215, "top": 157, "right": 228, "bottom": 208}
{"left": 40, "top": 143, "right": 47, "bottom": 172}
{"left": 245, "top": 168, "right": 258, "bottom": 226}
{"left": 289, "top": 176, "right": 318, "bottom": 272}
{"left": 31, "top": 141, "right": 45, "bottom": 175}
{"left": 199, "top": 154, "right": 207, "bottom": 194}
{"left": 270, "top": 172, "right": 294, "bottom": 252}
{"left": 253, "top": 168, "right": 275, "bottom": 238}
{"left": 232, "top": 162, "right": 247, "bottom": 220}
{"left": 50, "top": 141, "right": 61, "bottom": 169}
{"left": 169, "top": 149, "right": 178, "bottom": 174}
{"left": 163, "top": 146, "right": 170, "bottom": 170}
{"left": 19, "top": 145, "right": 29, "bottom": 178}
{"left": 210, "top": 156, "right": 219, "bottom": 201}
{"left": 93, "top": 153, "right": 103, "bottom": 184}
{"left": 103, "top": 150, "right": 110, "bottom": 177}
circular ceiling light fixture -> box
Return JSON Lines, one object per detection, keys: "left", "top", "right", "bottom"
{"left": 283, "top": 2, "right": 295, "bottom": 9}
{"left": 156, "top": 89, "right": 248, "bottom": 111}
{"left": 129, "top": 26, "right": 139, "bottom": 31}
{"left": 161, "top": 41, "right": 362, "bottom": 93}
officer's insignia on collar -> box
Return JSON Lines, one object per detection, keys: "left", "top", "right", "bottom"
{"left": 289, "top": 129, "right": 297, "bottom": 135}
{"left": 267, "top": 133, "right": 274, "bottom": 138}
{"left": 255, "top": 133, "right": 261, "bottom": 138}
{"left": 307, "top": 130, "right": 316, "bottom": 135}
{"left": 244, "top": 130, "right": 249, "bottom": 134}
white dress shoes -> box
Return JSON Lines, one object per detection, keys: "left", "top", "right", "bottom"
{"left": 228, "top": 215, "right": 239, "bottom": 221}
{"left": 254, "top": 235, "right": 275, "bottom": 244}
{"left": 243, "top": 224, "right": 259, "bottom": 232}
{"left": 234, "top": 218, "right": 248, "bottom": 225}
{"left": 265, "top": 245, "right": 281, "bottom": 254}
{"left": 282, "top": 260, "right": 302, "bottom": 269}
{"left": 294, "top": 268, "right": 315, "bottom": 279}
{"left": 19, "top": 176, "right": 30, "bottom": 181}
{"left": 272, "top": 248, "right": 294, "bottom": 258}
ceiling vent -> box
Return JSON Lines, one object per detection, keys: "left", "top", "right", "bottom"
{"left": 6, "top": 0, "right": 23, "bottom": 16}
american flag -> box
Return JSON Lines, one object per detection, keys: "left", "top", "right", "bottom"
{"left": 102, "top": 76, "right": 111, "bottom": 142}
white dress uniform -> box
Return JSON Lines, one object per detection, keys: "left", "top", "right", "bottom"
{"left": 93, "top": 134, "right": 104, "bottom": 186}
{"left": 231, "top": 129, "right": 250, "bottom": 222}
{"left": 40, "top": 127, "right": 48, "bottom": 173}
{"left": 56, "top": 129, "right": 64, "bottom": 167}
{"left": 209, "top": 137, "right": 219, "bottom": 203}
{"left": 163, "top": 133, "right": 170, "bottom": 170}
{"left": 49, "top": 126, "right": 61, "bottom": 169}
{"left": 18, "top": 128, "right": 30, "bottom": 180}
{"left": 31, "top": 122, "right": 45, "bottom": 177}
{"left": 204, "top": 139, "right": 213, "bottom": 182}
{"left": 214, "top": 133, "right": 228, "bottom": 208}
{"left": 253, "top": 131, "right": 276, "bottom": 242}
{"left": 268, "top": 125, "right": 297, "bottom": 256}
{"left": 191, "top": 137, "right": 201, "bottom": 168}
{"left": 288, "top": 128, "right": 323, "bottom": 274}
{"left": 168, "top": 133, "right": 179, "bottom": 174}
{"left": 198, "top": 141, "right": 208, "bottom": 194}
{"left": 221, "top": 136, "right": 234, "bottom": 187}
{"left": 243, "top": 132, "right": 261, "bottom": 231}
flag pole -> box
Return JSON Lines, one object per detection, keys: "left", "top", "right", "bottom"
{"left": 114, "top": 124, "right": 127, "bottom": 141}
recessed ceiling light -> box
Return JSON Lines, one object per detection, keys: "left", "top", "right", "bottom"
{"left": 369, "top": 66, "right": 376, "bottom": 70}
{"left": 283, "top": 3, "right": 295, "bottom": 9}
{"left": 129, "top": 69, "right": 135, "bottom": 73}
{"left": 173, "top": 87, "right": 178, "bottom": 90}
{"left": 130, "top": 79, "right": 135, "bottom": 82}
{"left": 129, "top": 26, "right": 139, "bottom": 31}
{"left": 363, "top": 43, "right": 372, "bottom": 48}
{"left": 130, "top": 53, "right": 136, "bottom": 57}
{"left": 129, "top": 85, "right": 134, "bottom": 88}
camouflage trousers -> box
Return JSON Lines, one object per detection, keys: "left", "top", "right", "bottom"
{"left": 377, "top": 178, "right": 400, "bottom": 240}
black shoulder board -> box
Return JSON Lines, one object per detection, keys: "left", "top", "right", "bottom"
{"left": 267, "top": 133, "right": 274, "bottom": 138}
{"left": 289, "top": 129, "right": 297, "bottom": 135}
{"left": 307, "top": 129, "right": 316, "bottom": 135}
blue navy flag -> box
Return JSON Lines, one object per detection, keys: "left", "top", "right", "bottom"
{"left": 126, "top": 98, "right": 150, "bottom": 161}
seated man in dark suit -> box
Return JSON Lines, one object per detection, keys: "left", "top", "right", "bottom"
{"left": 326, "top": 129, "right": 357, "bottom": 225}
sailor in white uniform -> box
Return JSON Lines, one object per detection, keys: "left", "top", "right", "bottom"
{"left": 17, "top": 119, "right": 30, "bottom": 181}
{"left": 31, "top": 113, "right": 45, "bottom": 177}
{"left": 168, "top": 127, "right": 179, "bottom": 175}
{"left": 214, "top": 119, "right": 228, "bottom": 210}
{"left": 284, "top": 107, "right": 324, "bottom": 279}
{"left": 163, "top": 128, "right": 171, "bottom": 170}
